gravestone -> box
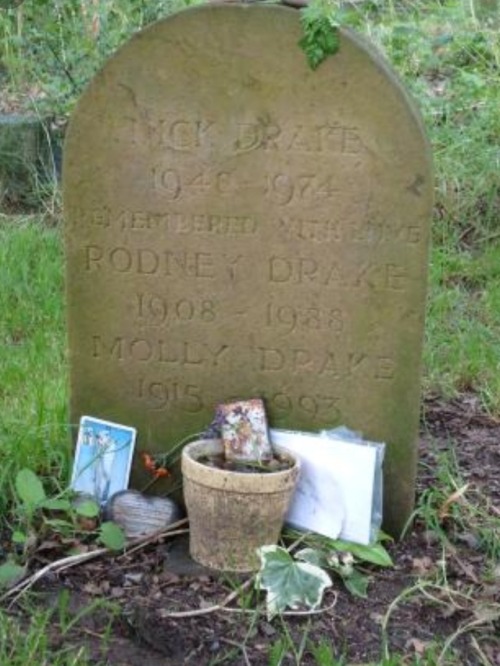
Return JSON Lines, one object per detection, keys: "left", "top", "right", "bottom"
{"left": 63, "top": 3, "right": 433, "bottom": 536}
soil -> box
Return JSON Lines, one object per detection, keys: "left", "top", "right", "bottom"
{"left": 3, "top": 393, "right": 500, "bottom": 665}
{"left": 198, "top": 453, "right": 294, "bottom": 473}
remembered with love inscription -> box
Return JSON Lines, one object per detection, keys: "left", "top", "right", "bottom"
{"left": 63, "top": 4, "right": 433, "bottom": 536}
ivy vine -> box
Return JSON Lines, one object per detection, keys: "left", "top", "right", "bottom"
{"left": 298, "top": 0, "right": 341, "bottom": 70}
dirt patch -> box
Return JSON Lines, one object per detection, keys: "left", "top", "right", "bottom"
{"left": 3, "top": 394, "right": 500, "bottom": 665}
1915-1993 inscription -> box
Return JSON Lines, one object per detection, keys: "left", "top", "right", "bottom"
{"left": 64, "top": 4, "right": 433, "bottom": 535}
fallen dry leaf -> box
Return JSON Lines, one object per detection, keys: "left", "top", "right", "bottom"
{"left": 481, "top": 583, "right": 500, "bottom": 599}
{"left": 405, "top": 637, "right": 430, "bottom": 655}
{"left": 83, "top": 582, "right": 101, "bottom": 596}
{"left": 450, "top": 555, "right": 479, "bottom": 583}
{"left": 199, "top": 597, "right": 214, "bottom": 610}
{"left": 412, "top": 556, "right": 435, "bottom": 576}
{"left": 36, "top": 540, "right": 63, "bottom": 553}
{"left": 369, "top": 611, "right": 385, "bottom": 625}
{"left": 473, "top": 603, "right": 500, "bottom": 623}
{"left": 441, "top": 604, "right": 458, "bottom": 619}
{"left": 438, "top": 483, "right": 469, "bottom": 520}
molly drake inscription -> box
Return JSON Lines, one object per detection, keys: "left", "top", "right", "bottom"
{"left": 92, "top": 335, "right": 395, "bottom": 381}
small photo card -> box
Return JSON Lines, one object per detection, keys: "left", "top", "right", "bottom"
{"left": 70, "top": 416, "right": 137, "bottom": 505}
{"left": 217, "top": 398, "right": 273, "bottom": 462}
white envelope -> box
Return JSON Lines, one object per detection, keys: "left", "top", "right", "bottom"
{"left": 271, "top": 429, "right": 383, "bottom": 545}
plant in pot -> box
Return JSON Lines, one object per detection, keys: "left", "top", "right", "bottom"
{"left": 182, "top": 399, "right": 300, "bottom": 572}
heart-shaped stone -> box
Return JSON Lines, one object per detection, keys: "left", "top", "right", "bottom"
{"left": 104, "top": 490, "right": 183, "bottom": 539}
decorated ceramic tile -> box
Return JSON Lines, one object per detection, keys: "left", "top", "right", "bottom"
{"left": 216, "top": 398, "right": 273, "bottom": 463}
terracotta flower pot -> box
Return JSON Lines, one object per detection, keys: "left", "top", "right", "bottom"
{"left": 182, "top": 439, "right": 299, "bottom": 572}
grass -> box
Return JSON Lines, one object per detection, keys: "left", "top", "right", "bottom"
{"left": 355, "top": 0, "right": 500, "bottom": 410}
{"left": 0, "top": 217, "right": 69, "bottom": 513}
{"left": 0, "top": 609, "right": 95, "bottom": 666}
{"left": 1, "top": 0, "right": 500, "bottom": 664}
{"left": 424, "top": 243, "right": 500, "bottom": 407}
{"left": 416, "top": 442, "right": 500, "bottom": 560}
{"left": 0, "top": 590, "right": 119, "bottom": 666}
{"left": 0, "top": 0, "right": 202, "bottom": 116}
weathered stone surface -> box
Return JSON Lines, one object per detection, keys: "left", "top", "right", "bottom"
{"left": 63, "top": 4, "right": 433, "bottom": 536}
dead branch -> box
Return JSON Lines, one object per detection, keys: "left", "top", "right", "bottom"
{"left": 1, "top": 518, "right": 189, "bottom": 605}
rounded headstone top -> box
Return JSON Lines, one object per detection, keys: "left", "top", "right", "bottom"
{"left": 64, "top": 3, "right": 431, "bottom": 193}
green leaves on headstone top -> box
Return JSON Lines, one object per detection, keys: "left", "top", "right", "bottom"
{"left": 299, "top": 0, "right": 340, "bottom": 70}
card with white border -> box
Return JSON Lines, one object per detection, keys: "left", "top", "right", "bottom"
{"left": 71, "top": 416, "right": 136, "bottom": 505}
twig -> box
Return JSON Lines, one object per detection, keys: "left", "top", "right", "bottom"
{"left": 119, "top": 523, "right": 189, "bottom": 558}
{"left": 2, "top": 548, "right": 109, "bottom": 604}
{"left": 121, "top": 528, "right": 189, "bottom": 560}
{"left": 222, "top": 595, "right": 338, "bottom": 617}
{"left": 470, "top": 635, "right": 494, "bottom": 666}
{"left": 81, "top": 628, "right": 110, "bottom": 640}
{"left": 449, "top": 551, "right": 479, "bottom": 584}
{"left": 1, "top": 518, "right": 189, "bottom": 604}
{"left": 160, "top": 596, "right": 338, "bottom": 619}
{"left": 220, "top": 638, "right": 252, "bottom": 666}
{"left": 381, "top": 581, "right": 432, "bottom": 660}
{"left": 159, "top": 533, "right": 327, "bottom": 620}
{"left": 438, "top": 617, "right": 494, "bottom": 665}
{"left": 417, "top": 584, "right": 472, "bottom": 613}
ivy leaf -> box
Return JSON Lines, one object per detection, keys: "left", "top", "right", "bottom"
{"left": 15, "top": 469, "right": 46, "bottom": 511}
{"left": 299, "top": 2, "right": 340, "bottom": 71}
{"left": 99, "top": 522, "right": 125, "bottom": 551}
{"left": 0, "top": 561, "right": 26, "bottom": 589}
{"left": 295, "top": 547, "right": 327, "bottom": 568}
{"left": 297, "top": 546, "right": 369, "bottom": 598}
{"left": 256, "top": 545, "right": 332, "bottom": 620}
